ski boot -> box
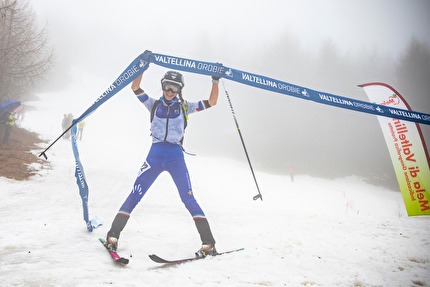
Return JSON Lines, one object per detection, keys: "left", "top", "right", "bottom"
{"left": 106, "top": 236, "right": 118, "bottom": 252}
{"left": 195, "top": 243, "right": 217, "bottom": 258}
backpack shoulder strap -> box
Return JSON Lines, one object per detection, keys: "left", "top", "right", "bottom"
{"left": 150, "top": 100, "right": 161, "bottom": 122}
{"left": 181, "top": 101, "right": 188, "bottom": 130}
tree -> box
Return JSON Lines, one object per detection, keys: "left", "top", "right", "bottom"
{"left": 0, "top": 0, "right": 52, "bottom": 102}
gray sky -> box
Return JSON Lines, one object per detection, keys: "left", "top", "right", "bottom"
{"left": 31, "top": 0, "right": 430, "bottom": 77}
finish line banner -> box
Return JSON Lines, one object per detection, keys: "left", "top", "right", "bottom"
{"left": 149, "top": 52, "right": 430, "bottom": 125}
{"left": 361, "top": 82, "right": 430, "bottom": 216}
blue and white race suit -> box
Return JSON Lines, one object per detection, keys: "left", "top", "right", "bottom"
{"left": 119, "top": 91, "right": 212, "bottom": 219}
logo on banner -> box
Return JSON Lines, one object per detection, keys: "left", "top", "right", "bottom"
{"left": 381, "top": 94, "right": 401, "bottom": 106}
{"left": 301, "top": 89, "right": 310, "bottom": 97}
{"left": 225, "top": 68, "right": 234, "bottom": 78}
{"left": 139, "top": 59, "right": 148, "bottom": 68}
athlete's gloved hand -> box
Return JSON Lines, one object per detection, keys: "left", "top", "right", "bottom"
{"left": 212, "top": 62, "right": 224, "bottom": 81}
{"left": 141, "top": 50, "right": 152, "bottom": 72}
{"left": 143, "top": 50, "right": 152, "bottom": 59}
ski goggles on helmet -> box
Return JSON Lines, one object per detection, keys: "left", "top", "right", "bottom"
{"left": 162, "top": 82, "right": 182, "bottom": 93}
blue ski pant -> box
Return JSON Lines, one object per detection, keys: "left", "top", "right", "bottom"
{"left": 119, "top": 142, "right": 205, "bottom": 218}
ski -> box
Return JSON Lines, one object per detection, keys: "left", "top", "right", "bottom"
{"left": 99, "top": 238, "right": 129, "bottom": 265}
{"left": 149, "top": 247, "right": 244, "bottom": 264}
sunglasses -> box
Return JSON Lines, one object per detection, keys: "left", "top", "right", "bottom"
{"left": 163, "top": 83, "right": 181, "bottom": 94}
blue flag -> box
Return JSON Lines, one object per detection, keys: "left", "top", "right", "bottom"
{"left": 70, "top": 51, "right": 151, "bottom": 231}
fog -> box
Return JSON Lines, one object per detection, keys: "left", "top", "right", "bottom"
{"left": 29, "top": 0, "right": 430, "bottom": 189}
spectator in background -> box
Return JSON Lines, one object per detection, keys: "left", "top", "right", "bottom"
{"left": 288, "top": 165, "right": 296, "bottom": 183}
{"left": 62, "top": 113, "right": 73, "bottom": 140}
{"left": 77, "top": 121, "right": 85, "bottom": 141}
{"left": 62, "top": 114, "right": 68, "bottom": 139}
{"left": 2, "top": 109, "right": 16, "bottom": 146}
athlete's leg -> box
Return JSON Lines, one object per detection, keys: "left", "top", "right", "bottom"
{"left": 107, "top": 154, "right": 163, "bottom": 240}
{"left": 166, "top": 154, "right": 216, "bottom": 245}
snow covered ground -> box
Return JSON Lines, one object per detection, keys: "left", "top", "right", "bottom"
{"left": 1, "top": 89, "right": 429, "bottom": 287}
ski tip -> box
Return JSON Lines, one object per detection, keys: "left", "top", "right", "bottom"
{"left": 149, "top": 247, "right": 244, "bottom": 264}
{"left": 116, "top": 257, "right": 129, "bottom": 265}
{"left": 217, "top": 247, "right": 245, "bottom": 255}
{"left": 148, "top": 254, "right": 168, "bottom": 264}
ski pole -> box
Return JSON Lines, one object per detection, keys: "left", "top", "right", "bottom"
{"left": 221, "top": 80, "right": 263, "bottom": 201}
{"left": 38, "top": 122, "right": 76, "bottom": 160}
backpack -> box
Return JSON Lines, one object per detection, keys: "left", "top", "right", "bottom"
{"left": 150, "top": 100, "right": 188, "bottom": 144}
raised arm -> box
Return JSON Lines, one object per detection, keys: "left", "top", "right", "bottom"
{"left": 208, "top": 77, "right": 219, "bottom": 106}
{"left": 132, "top": 50, "right": 151, "bottom": 92}
{"left": 131, "top": 73, "right": 143, "bottom": 92}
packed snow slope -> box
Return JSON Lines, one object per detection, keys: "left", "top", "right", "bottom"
{"left": 1, "top": 87, "right": 429, "bottom": 287}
